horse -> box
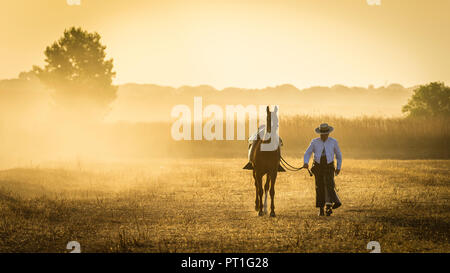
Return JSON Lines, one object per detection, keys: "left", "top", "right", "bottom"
{"left": 251, "top": 106, "right": 281, "bottom": 217}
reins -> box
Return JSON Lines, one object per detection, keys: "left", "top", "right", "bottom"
{"left": 258, "top": 129, "right": 313, "bottom": 176}
{"left": 280, "top": 156, "right": 313, "bottom": 176}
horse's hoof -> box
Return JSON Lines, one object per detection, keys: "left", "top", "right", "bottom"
{"left": 258, "top": 211, "right": 264, "bottom": 216}
{"left": 263, "top": 209, "right": 268, "bottom": 215}
{"left": 255, "top": 205, "right": 259, "bottom": 212}
{"left": 270, "top": 211, "right": 276, "bottom": 217}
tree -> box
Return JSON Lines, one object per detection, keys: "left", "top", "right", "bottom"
{"left": 402, "top": 82, "right": 450, "bottom": 118}
{"left": 33, "top": 27, "right": 117, "bottom": 119}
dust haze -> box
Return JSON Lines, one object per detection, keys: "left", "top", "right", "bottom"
{"left": 0, "top": 0, "right": 449, "bottom": 253}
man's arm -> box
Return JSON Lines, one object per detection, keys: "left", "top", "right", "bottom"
{"left": 334, "top": 139, "right": 342, "bottom": 174}
{"left": 303, "top": 140, "right": 314, "bottom": 168}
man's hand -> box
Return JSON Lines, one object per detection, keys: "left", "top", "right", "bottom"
{"left": 303, "top": 163, "right": 308, "bottom": 169}
{"left": 335, "top": 169, "right": 340, "bottom": 176}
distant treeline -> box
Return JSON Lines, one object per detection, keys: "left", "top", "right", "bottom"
{"left": 0, "top": 76, "right": 414, "bottom": 125}
{"left": 109, "top": 83, "right": 414, "bottom": 121}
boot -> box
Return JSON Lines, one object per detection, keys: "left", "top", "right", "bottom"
{"left": 243, "top": 162, "right": 253, "bottom": 170}
{"left": 243, "top": 143, "right": 256, "bottom": 169}
{"left": 318, "top": 207, "right": 325, "bottom": 216}
{"left": 325, "top": 204, "right": 333, "bottom": 216}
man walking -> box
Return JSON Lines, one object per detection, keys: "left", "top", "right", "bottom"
{"left": 303, "top": 123, "right": 342, "bottom": 216}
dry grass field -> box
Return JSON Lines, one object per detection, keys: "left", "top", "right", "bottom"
{"left": 0, "top": 158, "right": 448, "bottom": 253}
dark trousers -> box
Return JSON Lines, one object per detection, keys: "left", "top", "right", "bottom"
{"left": 312, "top": 161, "right": 342, "bottom": 209}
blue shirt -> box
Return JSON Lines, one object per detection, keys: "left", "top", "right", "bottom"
{"left": 303, "top": 137, "right": 342, "bottom": 170}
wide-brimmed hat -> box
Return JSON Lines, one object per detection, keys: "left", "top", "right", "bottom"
{"left": 315, "top": 123, "right": 334, "bottom": 134}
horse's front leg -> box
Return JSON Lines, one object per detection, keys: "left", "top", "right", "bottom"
{"left": 263, "top": 175, "right": 270, "bottom": 215}
{"left": 269, "top": 170, "right": 277, "bottom": 217}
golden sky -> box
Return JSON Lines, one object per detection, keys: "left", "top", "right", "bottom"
{"left": 1, "top": 0, "right": 449, "bottom": 89}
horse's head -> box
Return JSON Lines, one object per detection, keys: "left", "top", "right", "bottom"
{"left": 265, "top": 105, "right": 278, "bottom": 134}
{"left": 266, "top": 106, "right": 272, "bottom": 133}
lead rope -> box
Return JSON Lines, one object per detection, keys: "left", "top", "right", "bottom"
{"left": 280, "top": 156, "right": 313, "bottom": 176}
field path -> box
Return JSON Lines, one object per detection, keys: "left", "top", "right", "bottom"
{"left": 0, "top": 159, "right": 449, "bottom": 252}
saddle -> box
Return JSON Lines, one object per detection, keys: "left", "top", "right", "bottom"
{"left": 243, "top": 162, "right": 286, "bottom": 172}
{"left": 243, "top": 136, "right": 285, "bottom": 172}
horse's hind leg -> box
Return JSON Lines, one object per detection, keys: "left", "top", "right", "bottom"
{"left": 269, "top": 171, "right": 277, "bottom": 217}
{"left": 254, "top": 174, "right": 261, "bottom": 212}
{"left": 263, "top": 175, "right": 270, "bottom": 215}
{"left": 254, "top": 181, "right": 258, "bottom": 211}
